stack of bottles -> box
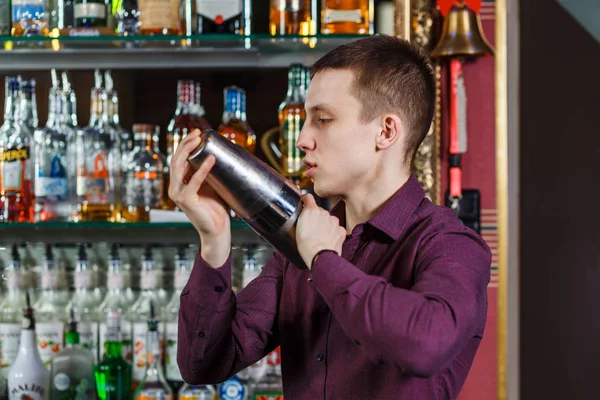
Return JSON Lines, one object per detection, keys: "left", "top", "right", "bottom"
{"left": 0, "top": 242, "right": 282, "bottom": 399}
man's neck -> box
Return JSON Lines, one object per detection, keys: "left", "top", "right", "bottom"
{"left": 342, "top": 170, "right": 411, "bottom": 234}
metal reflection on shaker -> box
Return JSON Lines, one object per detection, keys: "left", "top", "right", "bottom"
{"left": 187, "top": 129, "right": 308, "bottom": 270}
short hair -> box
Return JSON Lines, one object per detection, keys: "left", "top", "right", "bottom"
{"left": 311, "top": 35, "right": 435, "bottom": 166}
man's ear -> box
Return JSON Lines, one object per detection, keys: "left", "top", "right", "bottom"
{"left": 375, "top": 114, "right": 404, "bottom": 150}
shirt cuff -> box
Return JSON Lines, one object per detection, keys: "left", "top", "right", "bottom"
{"left": 182, "top": 249, "right": 234, "bottom": 310}
{"left": 310, "top": 250, "right": 366, "bottom": 307}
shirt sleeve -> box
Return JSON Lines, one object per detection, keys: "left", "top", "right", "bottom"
{"left": 310, "top": 226, "right": 492, "bottom": 378}
{"left": 177, "top": 248, "right": 284, "bottom": 385}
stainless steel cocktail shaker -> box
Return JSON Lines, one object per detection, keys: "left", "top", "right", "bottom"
{"left": 188, "top": 129, "right": 307, "bottom": 270}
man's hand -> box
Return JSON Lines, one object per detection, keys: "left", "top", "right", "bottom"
{"left": 296, "top": 194, "right": 346, "bottom": 269}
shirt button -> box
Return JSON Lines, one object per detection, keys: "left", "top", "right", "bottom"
{"left": 214, "top": 286, "right": 223, "bottom": 293}
{"left": 316, "top": 354, "right": 324, "bottom": 362}
{"left": 198, "top": 331, "right": 205, "bottom": 338}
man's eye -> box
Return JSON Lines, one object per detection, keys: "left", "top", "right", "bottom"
{"left": 318, "top": 118, "right": 332, "bottom": 125}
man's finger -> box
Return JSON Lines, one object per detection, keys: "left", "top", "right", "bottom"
{"left": 181, "top": 155, "right": 216, "bottom": 197}
{"left": 301, "top": 193, "right": 318, "bottom": 209}
{"left": 170, "top": 130, "right": 202, "bottom": 183}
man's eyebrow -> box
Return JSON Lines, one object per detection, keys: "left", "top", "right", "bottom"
{"left": 307, "top": 103, "right": 336, "bottom": 114}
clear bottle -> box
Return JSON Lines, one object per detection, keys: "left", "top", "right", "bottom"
{"left": 133, "top": 301, "right": 172, "bottom": 400}
{"left": 97, "top": 244, "right": 136, "bottom": 365}
{"left": 0, "top": 245, "right": 29, "bottom": 397}
{"left": 73, "top": 69, "right": 121, "bottom": 222}
{"left": 11, "top": 0, "right": 49, "bottom": 36}
{"left": 60, "top": 72, "right": 78, "bottom": 129}
{"left": 163, "top": 246, "right": 190, "bottom": 393}
{"left": 0, "top": 76, "right": 20, "bottom": 224}
{"left": 321, "top": 0, "right": 374, "bottom": 34}
{"left": 217, "top": 86, "right": 256, "bottom": 154}
{"left": 94, "top": 311, "right": 133, "bottom": 400}
{"left": 33, "top": 69, "right": 72, "bottom": 222}
{"left": 1, "top": 78, "right": 36, "bottom": 223}
{"left": 7, "top": 291, "right": 50, "bottom": 400}
{"left": 34, "top": 244, "right": 70, "bottom": 368}
{"left": 104, "top": 70, "right": 133, "bottom": 171}
{"left": 121, "top": 124, "right": 166, "bottom": 223}
{"left": 66, "top": 243, "right": 103, "bottom": 363}
{"left": 50, "top": 309, "right": 97, "bottom": 400}
{"left": 178, "top": 383, "right": 216, "bottom": 400}
{"left": 128, "top": 245, "right": 169, "bottom": 387}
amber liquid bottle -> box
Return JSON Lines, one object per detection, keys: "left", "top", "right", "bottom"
{"left": 321, "top": 0, "right": 374, "bottom": 34}
{"left": 270, "top": 0, "right": 316, "bottom": 35}
{"left": 217, "top": 86, "right": 256, "bottom": 154}
{"left": 138, "top": 0, "right": 181, "bottom": 35}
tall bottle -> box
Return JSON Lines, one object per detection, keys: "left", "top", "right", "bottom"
{"left": 94, "top": 311, "right": 133, "bottom": 400}
{"left": 121, "top": 124, "right": 166, "bottom": 222}
{"left": 7, "top": 292, "right": 50, "bottom": 400}
{"left": 270, "top": 0, "right": 316, "bottom": 35}
{"left": 196, "top": 0, "right": 250, "bottom": 34}
{"left": 97, "top": 244, "right": 136, "bottom": 364}
{"left": 73, "top": 70, "right": 121, "bottom": 222}
{"left": 33, "top": 244, "right": 69, "bottom": 368}
{"left": 250, "top": 348, "right": 283, "bottom": 400}
{"left": 33, "top": 69, "right": 72, "bottom": 222}
{"left": 0, "top": 77, "right": 20, "bottom": 224}
{"left": 178, "top": 383, "right": 216, "bottom": 400}
{"left": 133, "top": 302, "right": 172, "bottom": 400}
{"left": 0, "top": 245, "right": 29, "bottom": 399}
{"left": 49, "top": 309, "right": 97, "bottom": 400}
{"left": 163, "top": 246, "right": 190, "bottom": 392}
{"left": 60, "top": 72, "right": 78, "bottom": 130}
{"left": 73, "top": 0, "right": 108, "bottom": 27}
{"left": 321, "top": 0, "right": 374, "bottom": 34}
{"left": 137, "top": 0, "right": 181, "bottom": 35}
{"left": 217, "top": 86, "right": 256, "bottom": 154}
{"left": 0, "top": 78, "right": 35, "bottom": 223}
{"left": 104, "top": 70, "right": 133, "bottom": 171}
{"left": 66, "top": 243, "right": 103, "bottom": 362}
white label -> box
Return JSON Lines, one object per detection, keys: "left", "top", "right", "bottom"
{"left": 0, "top": 324, "right": 21, "bottom": 371}
{"left": 140, "top": 270, "right": 157, "bottom": 290}
{"left": 196, "top": 0, "right": 241, "bottom": 21}
{"left": 74, "top": 2, "right": 106, "bottom": 18}
{"left": 165, "top": 322, "right": 181, "bottom": 381}
{"left": 78, "top": 322, "right": 99, "bottom": 363}
{"left": 41, "top": 270, "right": 58, "bottom": 290}
{"left": 2, "top": 161, "right": 22, "bottom": 191}
{"left": 36, "top": 321, "right": 65, "bottom": 367}
{"left": 107, "top": 270, "right": 125, "bottom": 289}
{"left": 74, "top": 271, "right": 92, "bottom": 289}
{"left": 34, "top": 177, "right": 67, "bottom": 197}
{"left": 324, "top": 9, "right": 362, "bottom": 23}
{"left": 53, "top": 373, "right": 70, "bottom": 391}
{"left": 132, "top": 322, "right": 162, "bottom": 382}
{"left": 5, "top": 271, "right": 23, "bottom": 289}
{"left": 99, "top": 319, "right": 132, "bottom": 362}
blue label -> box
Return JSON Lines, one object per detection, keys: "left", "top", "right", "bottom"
{"left": 12, "top": 4, "right": 44, "bottom": 22}
{"left": 220, "top": 376, "right": 245, "bottom": 400}
{"left": 49, "top": 154, "right": 66, "bottom": 178}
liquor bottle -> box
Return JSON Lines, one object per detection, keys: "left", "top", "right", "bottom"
{"left": 192, "top": 82, "right": 210, "bottom": 131}
{"left": 270, "top": 0, "right": 316, "bottom": 36}
{"left": 104, "top": 70, "right": 133, "bottom": 171}
{"left": 11, "top": 0, "right": 48, "bottom": 36}
{"left": 251, "top": 348, "right": 283, "bottom": 400}
{"left": 7, "top": 292, "right": 50, "bottom": 400}
{"left": 128, "top": 246, "right": 169, "bottom": 387}
{"left": 217, "top": 86, "right": 256, "bottom": 154}
{"left": 0, "top": 78, "right": 35, "bottom": 223}
{"left": 66, "top": 243, "right": 102, "bottom": 362}
{"left": 50, "top": 308, "right": 97, "bottom": 400}
{"left": 60, "top": 72, "right": 78, "bottom": 129}
{"left": 133, "top": 301, "right": 173, "bottom": 400}
{"left": 0, "top": 77, "right": 20, "bottom": 224}
{"left": 33, "top": 70, "right": 72, "bottom": 222}
{"left": 121, "top": 124, "right": 165, "bottom": 222}
{"left": 0, "top": 0, "right": 10, "bottom": 35}
{"left": 73, "top": 70, "right": 121, "bottom": 222}
{"left": 218, "top": 375, "right": 249, "bottom": 400}
{"left": 94, "top": 311, "right": 133, "bottom": 400}
{"left": 196, "top": 0, "right": 249, "bottom": 34}
{"left": 178, "top": 383, "right": 216, "bottom": 400}
{"left": 137, "top": 0, "right": 180, "bottom": 35}
{"left": 0, "top": 245, "right": 28, "bottom": 398}
{"left": 321, "top": 0, "right": 374, "bottom": 34}
{"left": 34, "top": 244, "right": 69, "bottom": 368}
{"left": 74, "top": 0, "right": 108, "bottom": 27}
{"left": 163, "top": 246, "right": 190, "bottom": 392}
{"left": 97, "top": 244, "right": 136, "bottom": 364}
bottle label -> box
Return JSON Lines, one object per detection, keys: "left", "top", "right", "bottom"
{"left": 124, "top": 171, "right": 163, "bottom": 208}
{"left": 34, "top": 177, "right": 67, "bottom": 197}
{"left": 11, "top": 0, "right": 44, "bottom": 24}
{"left": 164, "top": 322, "right": 181, "bottom": 381}
{"left": 196, "top": 0, "right": 241, "bottom": 22}
{"left": 99, "top": 319, "right": 132, "bottom": 362}
{"left": 74, "top": 270, "right": 92, "bottom": 289}
{"left": 53, "top": 373, "right": 70, "bottom": 391}
{"left": 8, "top": 382, "right": 46, "bottom": 399}
{"left": 41, "top": 270, "right": 59, "bottom": 290}
{"left": 76, "top": 150, "right": 113, "bottom": 204}
{"left": 219, "top": 376, "right": 245, "bottom": 400}
{"left": 324, "top": 9, "right": 362, "bottom": 23}
{"left": 74, "top": 3, "right": 106, "bottom": 19}
{"left": 5, "top": 270, "right": 24, "bottom": 289}
{"left": 36, "top": 321, "right": 65, "bottom": 366}
{"left": 107, "top": 270, "right": 126, "bottom": 289}
{"left": 140, "top": 270, "right": 158, "bottom": 290}
{"left": 0, "top": 147, "right": 30, "bottom": 192}
{"left": 0, "top": 323, "right": 21, "bottom": 371}
{"left": 138, "top": 0, "right": 179, "bottom": 30}
{"left": 132, "top": 322, "right": 162, "bottom": 382}
{"left": 78, "top": 321, "right": 99, "bottom": 363}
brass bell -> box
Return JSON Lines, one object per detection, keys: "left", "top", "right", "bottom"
{"left": 431, "top": 0, "right": 495, "bottom": 59}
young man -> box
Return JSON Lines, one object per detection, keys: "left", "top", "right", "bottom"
{"left": 170, "top": 35, "right": 492, "bottom": 399}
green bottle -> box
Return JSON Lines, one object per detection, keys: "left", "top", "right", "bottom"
{"left": 95, "top": 311, "right": 133, "bottom": 400}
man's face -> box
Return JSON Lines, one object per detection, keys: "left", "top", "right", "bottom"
{"left": 297, "top": 69, "right": 381, "bottom": 198}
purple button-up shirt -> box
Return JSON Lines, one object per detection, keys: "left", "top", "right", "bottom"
{"left": 177, "top": 175, "right": 492, "bottom": 399}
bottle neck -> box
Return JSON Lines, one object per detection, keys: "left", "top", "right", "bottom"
{"left": 175, "top": 85, "right": 194, "bottom": 116}
{"left": 3, "top": 88, "right": 18, "bottom": 121}
{"left": 133, "top": 133, "right": 152, "bottom": 149}
{"left": 65, "top": 331, "right": 80, "bottom": 346}
{"left": 46, "top": 89, "right": 62, "bottom": 128}
{"left": 89, "top": 89, "right": 104, "bottom": 127}
{"left": 19, "top": 328, "right": 37, "bottom": 352}
{"left": 145, "top": 328, "right": 161, "bottom": 370}
{"left": 61, "top": 91, "right": 78, "bottom": 127}
{"left": 107, "top": 91, "right": 121, "bottom": 125}
{"left": 17, "top": 90, "right": 38, "bottom": 129}
{"left": 105, "top": 339, "right": 123, "bottom": 358}
{"left": 222, "top": 94, "right": 246, "bottom": 123}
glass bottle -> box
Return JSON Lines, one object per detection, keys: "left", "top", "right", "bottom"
{"left": 74, "top": 0, "right": 108, "bottom": 27}
{"left": 163, "top": 246, "right": 190, "bottom": 393}
{"left": 7, "top": 292, "right": 50, "bottom": 400}
{"left": 192, "top": 82, "right": 210, "bottom": 131}
{"left": 104, "top": 70, "right": 133, "bottom": 171}
{"left": 97, "top": 244, "right": 136, "bottom": 365}
{"left": 60, "top": 72, "right": 78, "bottom": 129}
{"left": 11, "top": 0, "right": 48, "bottom": 36}
{"left": 121, "top": 124, "right": 165, "bottom": 222}
{"left": 0, "top": 245, "right": 29, "bottom": 396}
{"left": 50, "top": 309, "right": 97, "bottom": 400}
{"left": 0, "top": 77, "right": 20, "bottom": 224}
{"left": 0, "top": 78, "right": 35, "bottom": 223}
{"left": 34, "top": 243, "right": 70, "bottom": 368}
{"left": 133, "top": 301, "right": 172, "bottom": 400}
{"left": 73, "top": 69, "right": 121, "bottom": 222}
{"left": 137, "top": 0, "right": 180, "bottom": 35}
{"left": 321, "top": 0, "right": 374, "bottom": 34}
{"left": 250, "top": 348, "right": 283, "bottom": 400}
{"left": 217, "top": 86, "right": 256, "bottom": 154}
{"left": 94, "top": 311, "right": 133, "bottom": 400}
{"left": 270, "top": 0, "right": 316, "bottom": 36}
{"left": 196, "top": 0, "right": 250, "bottom": 34}
{"left": 218, "top": 375, "right": 249, "bottom": 400}
{"left": 0, "top": 0, "right": 9, "bottom": 35}
{"left": 33, "top": 69, "right": 72, "bottom": 222}
{"left": 67, "top": 243, "right": 103, "bottom": 363}
{"left": 178, "top": 383, "right": 216, "bottom": 400}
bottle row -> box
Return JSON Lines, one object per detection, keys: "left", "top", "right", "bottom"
{"left": 0, "top": 241, "right": 279, "bottom": 399}
{"left": 2, "top": 0, "right": 374, "bottom": 39}
{"left": 0, "top": 63, "right": 315, "bottom": 224}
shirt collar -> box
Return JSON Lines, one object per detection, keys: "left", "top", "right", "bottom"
{"left": 330, "top": 174, "right": 425, "bottom": 241}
